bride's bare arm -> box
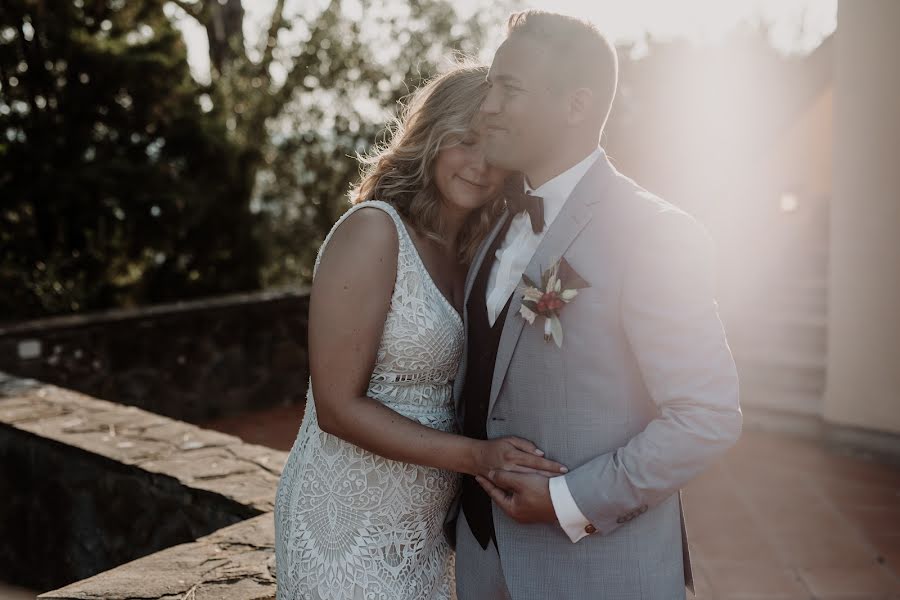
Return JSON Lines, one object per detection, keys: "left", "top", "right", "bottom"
{"left": 308, "top": 207, "right": 567, "bottom": 478}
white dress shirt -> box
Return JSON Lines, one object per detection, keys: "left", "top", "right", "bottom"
{"left": 484, "top": 146, "right": 603, "bottom": 543}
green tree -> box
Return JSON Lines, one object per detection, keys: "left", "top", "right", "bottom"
{"left": 169, "top": 0, "right": 504, "bottom": 286}
{"left": 0, "top": 0, "right": 507, "bottom": 321}
{"left": 0, "top": 0, "right": 262, "bottom": 320}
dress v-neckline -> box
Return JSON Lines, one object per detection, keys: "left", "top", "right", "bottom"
{"left": 393, "top": 215, "right": 464, "bottom": 326}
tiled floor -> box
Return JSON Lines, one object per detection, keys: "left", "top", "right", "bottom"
{"left": 204, "top": 405, "right": 900, "bottom": 599}
{"left": 682, "top": 432, "right": 900, "bottom": 599}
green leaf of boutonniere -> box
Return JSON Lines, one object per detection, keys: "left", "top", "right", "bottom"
{"left": 522, "top": 273, "right": 539, "bottom": 289}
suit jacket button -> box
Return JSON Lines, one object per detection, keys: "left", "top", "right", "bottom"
{"left": 616, "top": 517, "right": 625, "bottom": 524}
{"left": 639, "top": 504, "right": 648, "bottom": 514}
{"left": 584, "top": 523, "right": 597, "bottom": 534}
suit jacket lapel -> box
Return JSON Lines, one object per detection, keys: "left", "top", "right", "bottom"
{"left": 464, "top": 209, "right": 509, "bottom": 305}
{"left": 487, "top": 157, "right": 614, "bottom": 415}
{"left": 454, "top": 209, "right": 510, "bottom": 416}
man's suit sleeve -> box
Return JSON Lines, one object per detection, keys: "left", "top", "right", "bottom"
{"left": 564, "top": 208, "right": 742, "bottom": 538}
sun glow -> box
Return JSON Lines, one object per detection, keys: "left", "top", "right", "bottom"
{"left": 171, "top": 0, "right": 836, "bottom": 85}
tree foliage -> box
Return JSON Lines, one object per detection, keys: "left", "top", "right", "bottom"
{"left": 0, "top": 0, "right": 263, "bottom": 320}
{"left": 0, "top": 0, "right": 504, "bottom": 320}
{"left": 169, "top": 0, "right": 501, "bottom": 285}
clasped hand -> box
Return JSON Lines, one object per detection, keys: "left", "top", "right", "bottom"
{"left": 476, "top": 465, "right": 561, "bottom": 525}
{"left": 469, "top": 436, "right": 566, "bottom": 524}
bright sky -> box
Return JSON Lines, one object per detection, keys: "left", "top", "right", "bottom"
{"left": 172, "top": 0, "right": 837, "bottom": 84}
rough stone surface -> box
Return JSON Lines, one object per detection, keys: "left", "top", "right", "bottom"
{"left": 0, "top": 372, "right": 287, "bottom": 593}
{"left": 0, "top": 374, "right": 287, "bottom": 510}
{"left": 37, "top": 514, "right": 277, "bottom": 600}
{"left": 0, "top": 288, "right": 310, "bottom": 424}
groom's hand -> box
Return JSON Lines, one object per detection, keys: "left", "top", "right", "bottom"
{"left": 475, "top": 471, "right": 557, "bottom": 524}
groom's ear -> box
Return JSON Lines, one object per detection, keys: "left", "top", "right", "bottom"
{"left": 566, "top": 87, "right": 595, "bottom": 126}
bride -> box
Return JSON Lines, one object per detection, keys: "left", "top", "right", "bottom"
{"left": 274, "top": 64, "right": 568, "bottom": 600}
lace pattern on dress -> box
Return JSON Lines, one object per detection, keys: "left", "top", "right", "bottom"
{"left": 274, "top": 200, "right": 464, "bottom": 600}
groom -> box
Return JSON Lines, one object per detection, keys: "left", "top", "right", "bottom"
{"left": 447, "top": 10, "right": 742, "bottom": 599}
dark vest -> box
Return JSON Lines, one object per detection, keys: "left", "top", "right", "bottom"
{"left": 460, "top": 215, "right": 514, "bottom": 550}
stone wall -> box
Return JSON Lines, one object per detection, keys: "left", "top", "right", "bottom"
{"left": 0, "top": 371, "right": 286, "bottom": 597}
{"left": 38, "top": 513, "right": 279, "bottom": 600}
{"left": 0, "top": 288, "right": 310, "bottom": 424}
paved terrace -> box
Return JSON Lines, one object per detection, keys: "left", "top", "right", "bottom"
{"left": 207, "top": 404, "right": 900, "bottom": 599}
{"left": 1, "top": 373, "right": 897, "bottom": 599}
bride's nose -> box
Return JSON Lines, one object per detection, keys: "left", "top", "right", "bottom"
{"left": 469, "top": 150, "right": 488, "bottom": 174}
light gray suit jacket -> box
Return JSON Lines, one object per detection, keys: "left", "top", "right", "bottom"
{"left": 447, "top": 153, "right": 742, "bottom": 599}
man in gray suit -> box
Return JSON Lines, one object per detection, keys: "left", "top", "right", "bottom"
{"left": 448, "top": 10, "right": 743, "bottom": 599}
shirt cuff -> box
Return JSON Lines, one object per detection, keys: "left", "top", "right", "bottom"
{"left": 548, "top": 475, "right": 592, "bottom": 543}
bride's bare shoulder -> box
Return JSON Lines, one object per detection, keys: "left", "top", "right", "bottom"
{"left": 314, "top": 204, "right": 400, "bottom": 287}
{"left": 338, "top": 204, "right": 399, "bottom": 246}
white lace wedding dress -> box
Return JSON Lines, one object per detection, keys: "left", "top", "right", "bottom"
{"left": 274, "top": 201, "right": 464, "bottom": 600}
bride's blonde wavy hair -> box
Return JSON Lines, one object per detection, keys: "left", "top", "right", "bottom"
{"left": 350, "top": 63, "right": 505, "bottom": 264}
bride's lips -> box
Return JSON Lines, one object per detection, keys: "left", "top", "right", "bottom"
{"left": 457, "top": 176, "right": 489, "bottom": 189}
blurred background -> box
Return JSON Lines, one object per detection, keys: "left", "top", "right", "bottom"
{"left": 1, "top": 1, "right": 898, "bottom": 598}
{"left": 0, "top": 0, "right": 840, "bottom": 317}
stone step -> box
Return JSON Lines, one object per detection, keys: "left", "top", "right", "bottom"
{"left": 722, "top": 278, "right": 829, "bottom": 313}
{"left": 735, "top": 363, "right": 826, "bottom": 396}
{"left": 728, "top": 324, "right": 827, "bottom": 358}
{"left": 733, "top": 347, "right": 827, "bottom": 371}
{"left": 738, "top": 387, "right": 823, "bottom": 416}
{"left": 738, "top": 312, "right": 828, "bottom": 328}
{"left": 733, "top": 347, "right": 826, "bottom": 382}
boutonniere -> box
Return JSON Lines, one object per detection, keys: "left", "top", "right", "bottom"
{"left": 518, "top": 257, "right": 591, "bottom": 347}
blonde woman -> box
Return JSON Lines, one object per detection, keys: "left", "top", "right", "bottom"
{"left": 274, "top": 65, "right": 568, "bottom": 600}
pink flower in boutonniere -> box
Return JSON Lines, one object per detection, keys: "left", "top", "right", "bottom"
{"left": 518, "top": 257, "right": 591, "bottom": 347}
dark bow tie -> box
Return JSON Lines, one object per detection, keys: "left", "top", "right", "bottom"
{"left": 504, "top": 175, "right": 544, "bottom": 233}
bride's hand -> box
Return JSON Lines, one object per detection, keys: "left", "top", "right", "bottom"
{"left": 470, "top": 437, "right": 568, "bottom": 479}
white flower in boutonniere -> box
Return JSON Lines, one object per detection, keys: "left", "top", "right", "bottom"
{"left": 518, "top": 257, "right": 591, "bottom": 347}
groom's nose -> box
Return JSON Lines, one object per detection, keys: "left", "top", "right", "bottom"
{"left": 481, "top": 86, "right": 502, "bottom": 115}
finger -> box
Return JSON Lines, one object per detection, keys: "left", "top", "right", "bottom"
{"left": 505, "top": 465, "right": 539, "bottom": 475}
{"left": 506, "top": 465, "right": 560, "bottom": 478}
{"left": 506, "top": 436, "right": 544, "bottom": 456}
{"left": 506, "top": 465, "right": 571, "bottom": 478}
{"left": 475, "top": 474, "right": 504, "bottom": 494}
{"left": 511, "top": 451, "right": 568, "bottom": 474}
{"left": 535, "top": 469, "right": 568, "bottom": 478}
{"left": 475, "top": 475, "right": 513, "bottom": 509}
{"left": 492, "top": 469, "right": 520, "bottom": 490}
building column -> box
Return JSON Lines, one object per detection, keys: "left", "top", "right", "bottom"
{"left": 825, "top": 0, "right": 900, "bottom": 434}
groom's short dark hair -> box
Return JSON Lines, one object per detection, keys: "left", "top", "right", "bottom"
{"left": 506, "top": 10, "right": 618, "bottom": 129}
